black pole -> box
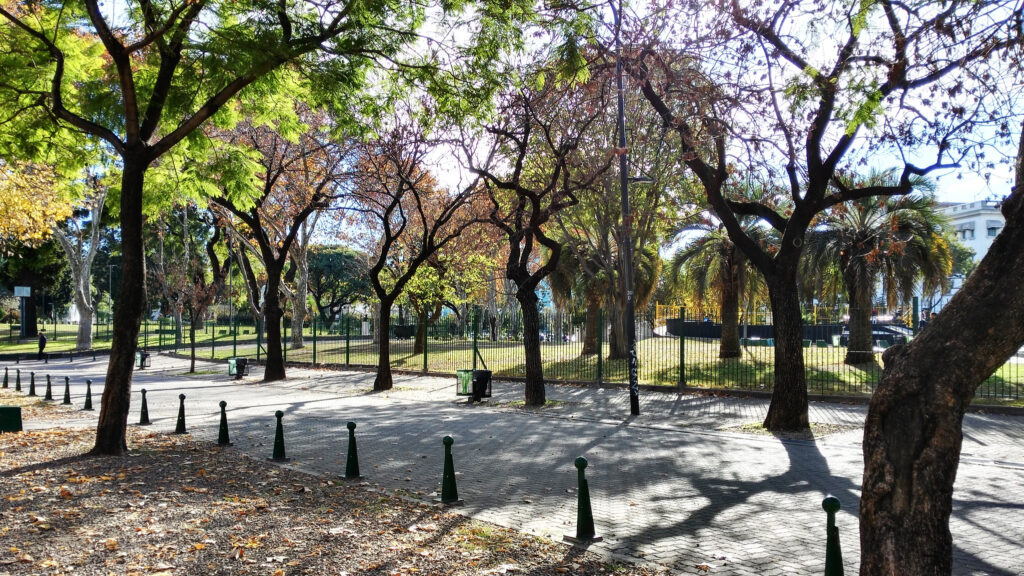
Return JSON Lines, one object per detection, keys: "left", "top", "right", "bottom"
{"left": 615, "top": 0, "right": 640, "bottom": 416}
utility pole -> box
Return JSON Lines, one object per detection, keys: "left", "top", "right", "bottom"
{"left": 614, "top": 0, "right": 640, "bottom": 416}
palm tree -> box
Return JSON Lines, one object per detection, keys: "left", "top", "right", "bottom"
{"left": 803, "top": 183, "right": 951, "bottom": 364}
{"left": 669, "top": 218, "right": 768, "bottom": 358}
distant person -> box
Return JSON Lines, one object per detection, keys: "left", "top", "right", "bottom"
{"left": 919, "top": 309, "right": 931, "bottom": 331}
{"left": 38, "top": 330, "right": 47, "bottom": 360}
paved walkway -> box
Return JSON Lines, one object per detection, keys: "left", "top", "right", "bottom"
{"left": 6, "top": 354, "right": 1024, "bottom": 575}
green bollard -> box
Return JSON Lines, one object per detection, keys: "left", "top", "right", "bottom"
{"left": 44, "top": 374, "right": 53, "bottom": 401}
{"left": 269, "top": 410, "right": 289, "bottom": 461}
{"left": 218, "top": 401, "right": 232, "bottom": 446}
{"left": 44, "top": 352, "right": 48, "bottom": 364}
{"left": 565, "top": 457, "right": 601, "bottom": 543}
{"left": 344, "top": 421, "right": 360, "bottom": 479}
{"left": 139, "top": 389, "right": 151, "bottom": 425}
{"left": 2, "top": 366, "right": 7, "bottom": 389}
{"left": 174, "top": 394, "right": 187, "bottom": 434}
{"left": 82, "top": 380, "right": 93, "bottom": 411}
{"left": 62, "top": 376, "right": 71, "bottom": 405}
{"left": 435, "top": 436, "right": 462, "bottom": 505}
{"left": 15, "top": 369, "right": 21, "bottom": 392}
{"left": 28, "top": 371, "right": 36, "bottom": 396}
{"left": 823, "top": 496, "right": 844, "bottom": 576}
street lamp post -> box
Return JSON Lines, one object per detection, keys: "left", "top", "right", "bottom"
{"left": 614, "top": 0, "right": 640, "bottom": 416}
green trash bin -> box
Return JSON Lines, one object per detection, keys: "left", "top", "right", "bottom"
{"left": 455, "top": 370, "right": 473, "bottom": 396}
{"left": 0, "top": 406, "right": 22, "bottom": 433}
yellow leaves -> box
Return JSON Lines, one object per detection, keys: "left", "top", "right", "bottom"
{"left": 0, "top": 161, "right": 72, "bottom": 252}
{"left": 104, "top": 538, "right": 119, "bottom": 551}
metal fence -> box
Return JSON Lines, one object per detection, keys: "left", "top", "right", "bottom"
{"left": 6, "top": 302, "right": 1022, "bottom": 404}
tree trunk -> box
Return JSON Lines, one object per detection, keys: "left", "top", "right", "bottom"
{"left": 374, "top": 300, "right": 394, "bottom": 391}
{"left": 581, "top": 299, "right": 600, "bottom": 355}
{"left": 414, "top": 313, "right": 426, "bottom": 354}
{"left": 719, "top": 273, "right": 741, "bottom": 359}
{"left": 74, "top": 284, "right": 95, "bottom": 350}
{"left": 762, "top": 272, "right": 809, "bottom": 431}
{"left": 174, "top": 308, "right": 183, "bottom": 346}
{"left": 290, "top": 260, "right": 307, "bottom": 349}
{"left": 262, "top": 274, "right": 286, "bottom": 382}
{"left": 188, "top": 316, "right": 197, "bottom": 373}
{"left": 859, "top": 133, "right": 1024, "bottom": 575}
{"left": 845, "top": 281, "right": 875, "bottom": 364}
{"left": 608, "top": 300, "right": 628, "bottom": 359}
{"left": 517, "top": 289, "right": 545, "bottom": 406}
{"left": 92, "top": 157, "right": 147, "bottom": 456}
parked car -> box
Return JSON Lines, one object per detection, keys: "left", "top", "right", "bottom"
{"left": 838, "top": 324, "right": 911, "bottom": 348}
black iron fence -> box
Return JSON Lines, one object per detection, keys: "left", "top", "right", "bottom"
{"left": 114, "top": 304, "right": 1024, "bottom": 405}
{"left": 8, "top": 303, "right": 1019, "bottom": 404}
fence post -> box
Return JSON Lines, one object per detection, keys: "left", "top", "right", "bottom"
{"left": 312, "top": 317, "right": 317, "bottom": 365}
{"left": 144, "top": 316, "right": 148, "bottom": 349}
{"left": 422, "top": 314, "right": 428, "bottom": 374}
{"left": 345, "top": 316, "right": 350, "bottom": 366}
{"left": 211, "top": 319, "right": 216, "bottom": 359}
{"left": 159, "top": 318, "right": 164, "bottom": 350}
{"left": 282, "top": 317, "right": 287, "bottom": 364}
{"left": 678, "top": 306, "right": 686, "bottom": 390}
{"left": 256, "top": 317, "right": 262, "bottom": 362}
{"left": 233, "top": 317, "right": 237, "bottom": 358}
{"left": 472, "top": 308, "right": 479, "bottom": 372}
{"left": 596, "top": 308, "right": 603, "bottom": 384}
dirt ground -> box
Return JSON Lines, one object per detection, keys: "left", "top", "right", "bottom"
{"left": 0, "top": 391, "right": 672, "bottom": 576}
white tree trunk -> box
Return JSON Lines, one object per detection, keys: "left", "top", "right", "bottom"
{"left": 52, "top": 186, "right": 106, "bottom": 350}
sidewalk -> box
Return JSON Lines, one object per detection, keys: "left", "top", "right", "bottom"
{"left": 7, "top": 354, "right": 1024, "bottom": 575}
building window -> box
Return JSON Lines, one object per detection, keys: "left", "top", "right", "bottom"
{"left": 988, "top": 227, "right": 1000, "bottom": 237}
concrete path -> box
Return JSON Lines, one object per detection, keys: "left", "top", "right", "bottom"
{"left": 6, "top": 354, "right": 1024, "bottom": 575}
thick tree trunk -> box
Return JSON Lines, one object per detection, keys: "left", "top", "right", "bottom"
{"left": 262, "top": 274, "right": 286, "bottom": 382}
{"left": 859, "top": 142, "right": 1024, "bottom": 575}
{"left": 74, "top": 285, "right": 95, "bottom": 350}
{"left": 762, "top": 272, "right": 809, "bottom": 430}
{"left": 92, "top": 157, "right": 147, "bottom": 456}
{"left": 581, "top": 300, "right": 600, "bottom": 355}
{"left": 719, "top": 276, "right": 741, "bottom": 359}
{"left": 517, "top": 289, "right": 545, "bottom": 406}
{"left": 608, "top": 301, "right": 628, "bottom": 359}
{"left": 374, "top": 301, "right": 394, "bottom": 391}
{"left": 845, "top": 280, "right": 875, "bottom": 364}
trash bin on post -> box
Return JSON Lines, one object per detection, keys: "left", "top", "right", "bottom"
{"left": 135, "top": 351, "right": 151, "bottom": 370}
{"left": 471, "top": 370, "right": 492, "bottom": 402}
{"left": 228, "top": 358, "right": 249, "bottom": 379}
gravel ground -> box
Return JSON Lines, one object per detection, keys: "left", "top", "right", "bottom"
{"left": 0, "top": 390, "right": 672, "bottom": 576}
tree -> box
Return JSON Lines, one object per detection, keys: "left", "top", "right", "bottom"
{"left": 668, "top": 214, "right": 769, "bottom": 358}
{"left": 213, "top": 117, "right": 351, "bottom": 382}
{"left": 0, "top": 0, "right": 455, "bottom": 455}
{"left": 859, "top": 121, "right": 1024, "bottom": 574}
{"left": 467, "top": 83, "right": 611, "bottom": 406}
{"left": 349, "top": 121, "right": 481, "bottom": 391}
{"left": 624, "top": 0, "right": 1022, "bottom": 429}
{"left": 307, "top": 246, "right": 371, "bottom": 328}
{"left": 803, "top": 184, "right": 952, "bottom": 364}
{"left": 550, "top": 64, "right": 685, "bottom": 360}
{"left": 0, "top": 161, "right": 72, "bottom": 254}
{"left": 51, "top": 174, "right": 108, "bottom": 350}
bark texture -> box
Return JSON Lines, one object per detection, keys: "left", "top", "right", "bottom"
{"left": 373, "top": 302, "right": 394, "bottom": 391}
{"left": 762, "top": 274, "right": 809, "bottom": 430}
{"left": 517, "top": 290, "right": 546, "bottom": 406}
{"left": 859, "top": 166, "right": 1024, "bottom": 573}
{"left": 92, "top": 158, "right": 146, "bottom": 456}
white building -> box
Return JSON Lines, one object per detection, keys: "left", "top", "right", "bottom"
{"left": 923, "top": 198, "right": 1005, "bottom": 312}
{"left": 944, "top": 199, "right": 1004, "bottom": 259}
